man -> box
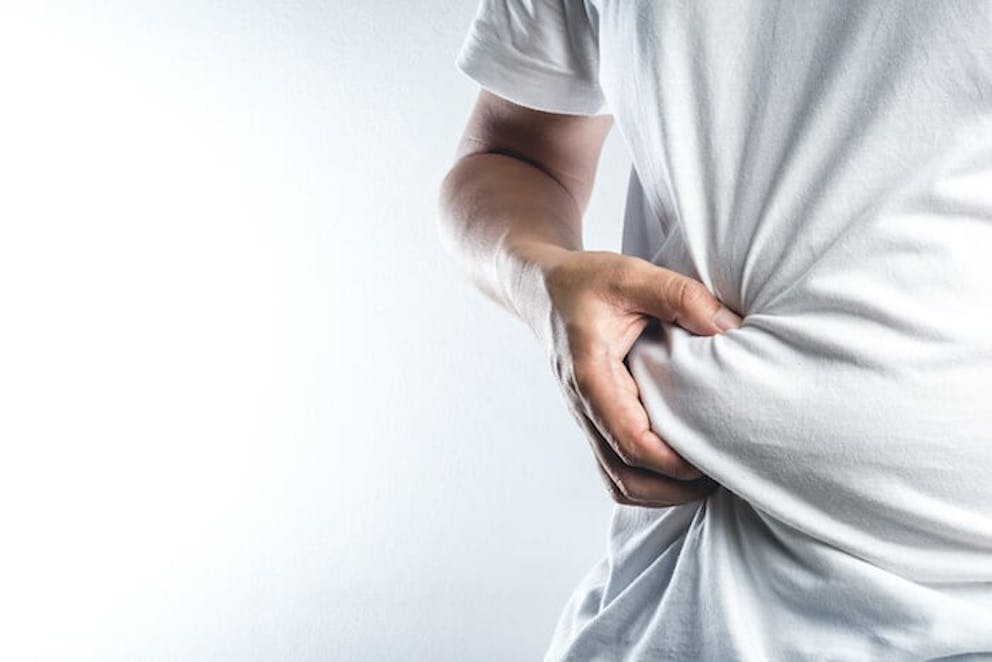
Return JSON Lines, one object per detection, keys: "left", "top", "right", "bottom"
{"left": 437, "top": 1, "right": 992, "bottom": 659}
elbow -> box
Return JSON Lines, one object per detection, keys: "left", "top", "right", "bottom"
{"left": 435, "top": 160, "right": 469, "bottom": 263}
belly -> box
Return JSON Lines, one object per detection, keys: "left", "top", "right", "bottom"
{"left": 625, "top": 210, "right": 992, "bottom": 582}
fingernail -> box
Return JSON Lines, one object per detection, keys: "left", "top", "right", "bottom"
{"left": 712, "top": 306, "right": 743, "bottom": 332}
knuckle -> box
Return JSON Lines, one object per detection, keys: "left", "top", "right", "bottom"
{"left": 671, "top": 463, "right": 701, "bottom": 481}
{"left": 613, "top": 476, "right": 633, "bottom": 500}
{"left": 614, "top": 440, "right": 644, "bottom": 468}
{"left": 606, "top": 483, "right": 628, "bottom": 504}
{"left": 597, "top": 468, "right": 630, "bottom": 504}
{"left": 667, "top": 486, "right": 704, "bottom": 505}
{"left": 660, "top": 452, "right": 701, "bottom": 480}
{"left": 675, "top": 278, "right": 707, "bottom": 310}
{"left": 614, "top": 475, "right": 644, "bottom": 501}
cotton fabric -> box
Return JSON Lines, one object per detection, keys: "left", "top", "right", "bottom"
{"left": 455, "top": 1, "right": 992, "bottom": 660}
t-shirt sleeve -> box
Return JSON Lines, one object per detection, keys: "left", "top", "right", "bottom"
{"left": 455, "top": 0, "right": 609, "bottom": 116}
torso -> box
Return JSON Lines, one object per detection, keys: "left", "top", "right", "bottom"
{"left": 546, "top": 2, "right": 992, "bottom": 658}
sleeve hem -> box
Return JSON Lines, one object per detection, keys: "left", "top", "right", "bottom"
{"left": 454, "top": 31, "right": 609, "bottom": 117}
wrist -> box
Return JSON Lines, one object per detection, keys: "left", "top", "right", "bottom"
{"left": 496, "top": 238, "right": 577, "bottom": 343}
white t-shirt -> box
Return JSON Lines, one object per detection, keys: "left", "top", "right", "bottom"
{"left": 456, "top": 1, "right": 992, "bottom": 660}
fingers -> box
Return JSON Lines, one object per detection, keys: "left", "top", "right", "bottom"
{"left": 571, "top": 407, "right": 718, "bottom": 507}
{"left": 624, "top": 262, "right": 743, "bottom": 336}
{"left": 573, "top": 350, "right": 704, "bottom": 481}
{"left": 540, "top": 250, "right": 729, "bottom": 507}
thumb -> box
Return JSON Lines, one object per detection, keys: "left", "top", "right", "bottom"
{"left": 626, "top": 263, "right": 743, "bottom": 335}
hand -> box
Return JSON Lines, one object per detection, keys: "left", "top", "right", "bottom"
{"left": 532, "top": 247, "right": 743, "bottom": 507}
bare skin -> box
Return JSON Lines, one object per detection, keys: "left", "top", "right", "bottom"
{"left": 436, "top": 90, "right": 743, "bottom": 507}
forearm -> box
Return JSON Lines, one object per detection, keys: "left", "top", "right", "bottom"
{"left": 436, "top": 151, "right": 583, "bottom": 335}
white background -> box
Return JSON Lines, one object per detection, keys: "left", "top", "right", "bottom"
{"left": 0, "top": 2, "right": 635, "bottom": 660}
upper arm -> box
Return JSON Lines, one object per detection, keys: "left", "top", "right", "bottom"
{"left": 453, "top": 89, "right": 614, "bottom": 216}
